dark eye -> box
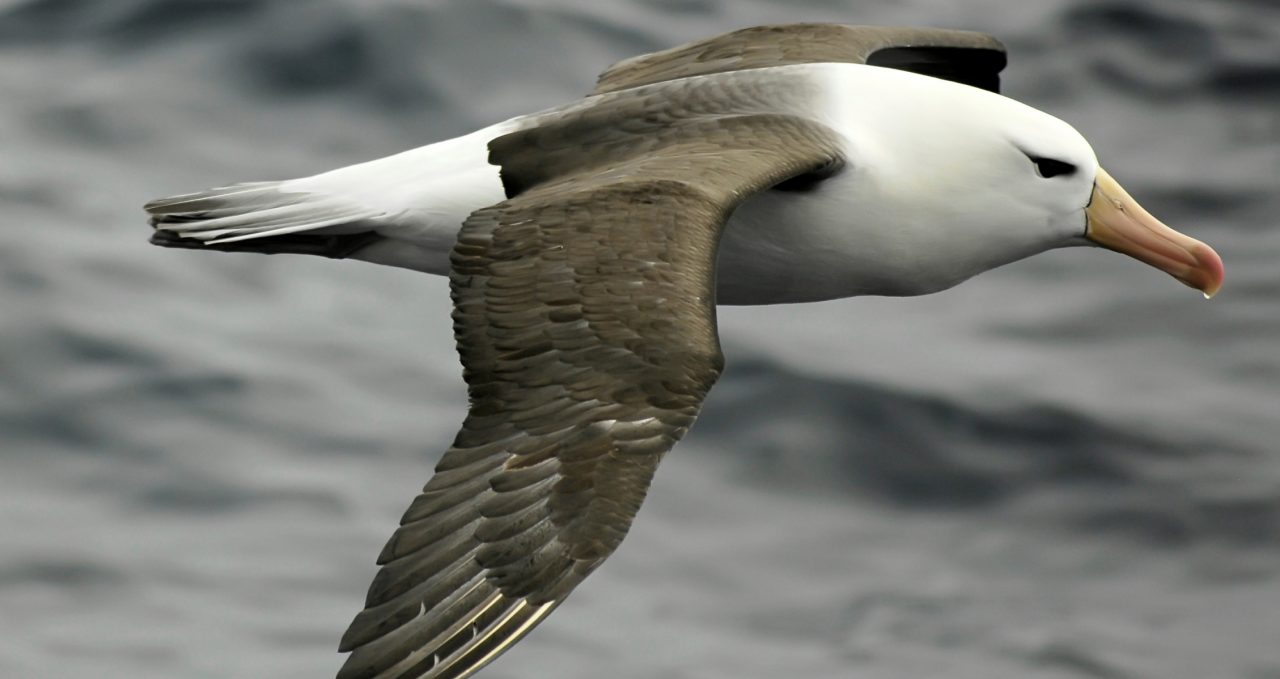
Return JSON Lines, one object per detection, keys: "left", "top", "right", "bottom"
{"left": 1030, "top": 157, "right": 1077, "bottom": 179}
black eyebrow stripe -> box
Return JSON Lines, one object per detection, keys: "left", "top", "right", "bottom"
{"left": 1028, "top": 156, "right": 1077, "bottom": 178}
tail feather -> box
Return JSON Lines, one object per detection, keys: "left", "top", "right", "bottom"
{"left": 146, "top": 180, "right": 386, "bottom": 254}
{"left": 143, "top": 181, "right": 284, "bottom": 213}
{"left": 149, "top": 226, "right": 383, "bottom": 258}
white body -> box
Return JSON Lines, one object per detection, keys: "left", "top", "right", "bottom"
{"left": 158, "top": 63, "right": 1100, "bottom": 305}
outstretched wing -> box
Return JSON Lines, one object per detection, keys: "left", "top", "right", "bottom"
{"left": 594, "top": 23, "right": 1007, "bottom": 95}
{"left": 336, "top": 88, "right": 846, "bottom": 679}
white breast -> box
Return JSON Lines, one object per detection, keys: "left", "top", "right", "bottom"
{"left": 715, "top": 167, "right": 956, "bottom": 305}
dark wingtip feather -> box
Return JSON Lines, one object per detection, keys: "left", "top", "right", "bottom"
{"left": 148, "top": 228, "right": 384, "bottom": 258}
{"left": 148, "top": 229, "right": 207, "bottom": 249}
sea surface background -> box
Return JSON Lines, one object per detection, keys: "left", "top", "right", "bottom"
{"left": 2, "top": 1, "right": 1278, "bottom": 678}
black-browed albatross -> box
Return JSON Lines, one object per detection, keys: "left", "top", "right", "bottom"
{"left": 145, "top": 23, "right": 1225, "bottom": 679}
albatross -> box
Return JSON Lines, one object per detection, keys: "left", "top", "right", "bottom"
{"left": 144, "top": 23, "right": 1225, "bottom": 679}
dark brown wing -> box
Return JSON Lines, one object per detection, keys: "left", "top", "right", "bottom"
{"left": 335, "top": 97, "right": 845, "bottom": 679}
{"left": 593, "top": 23, "right": 1007, "bottom": 95}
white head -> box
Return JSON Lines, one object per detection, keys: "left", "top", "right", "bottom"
{"left": 806, "top": 64, "right": 1222, "bottom": 299}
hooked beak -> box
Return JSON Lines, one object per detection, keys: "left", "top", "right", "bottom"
{"left": 1085, "top": 168, "right": 1224, "bottom": 298}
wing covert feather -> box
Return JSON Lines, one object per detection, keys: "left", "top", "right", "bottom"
{"left": 337, "top": 85, "right": 846, "bottom": 679}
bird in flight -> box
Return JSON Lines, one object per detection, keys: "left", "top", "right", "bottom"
{"left": 146, "top": 23, "right": 1223, "bottom": 679}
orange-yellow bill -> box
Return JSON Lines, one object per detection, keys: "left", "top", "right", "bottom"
{"left": 1085, "top": 168, "right": 1224, "bottom": 298}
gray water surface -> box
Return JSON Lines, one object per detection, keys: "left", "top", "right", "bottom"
{"left": 2, "top": 1, "right": 1278, "bottom": 678}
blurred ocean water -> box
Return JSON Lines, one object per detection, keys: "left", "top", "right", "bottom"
{"left": 1, "top": 1, "right": 1278, "bottom": 678}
